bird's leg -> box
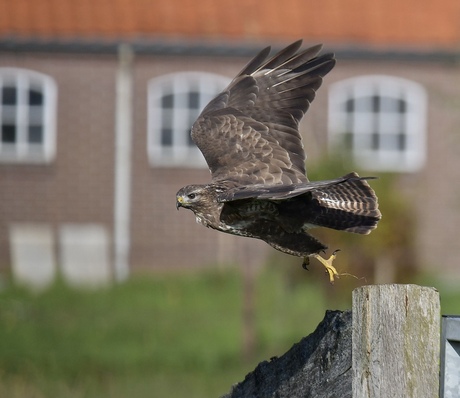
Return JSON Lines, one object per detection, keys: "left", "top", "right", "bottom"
{"left": 302, "top": 257, "right": 310, "bottom": 271}
{"left": 311, "top": 249, "right": 341, "bottom": 284}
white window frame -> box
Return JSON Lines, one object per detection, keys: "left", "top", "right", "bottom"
{"left": 0, "top": 68, "right": 57, "bottom": 164}
{"left": 147, "top": 71, "right": 230, "bottom": 167}
{"left": 328, "top": 75, "right": 427, "bottom": 172}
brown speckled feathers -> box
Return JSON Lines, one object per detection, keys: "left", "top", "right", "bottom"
{"left": 191, "top": 40, "right": 335, "bottom": 186}
{"left": 176, "top": 41, "right": 381, "bottom": 263}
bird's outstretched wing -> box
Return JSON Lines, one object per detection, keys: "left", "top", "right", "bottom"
{"left": 191, "top": 40, "right": 335, "bottom": 186}
{"left": 216, "top": 173, "right": 369, "bottom": 202}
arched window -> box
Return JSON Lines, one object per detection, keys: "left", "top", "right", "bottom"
{"left": 0, "top": 68, "right": 57, "bottom": 163}
{"left": 328, "top": 75, "right": 427, "bottom": 172}
{"left": 147, "top": 72, "right": 230, "bottom": 167}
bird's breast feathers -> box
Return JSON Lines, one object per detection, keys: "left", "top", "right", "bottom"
{"left": 217, "top": 199, "right": 279, "bottom": 232}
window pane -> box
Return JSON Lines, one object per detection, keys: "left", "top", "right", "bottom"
{"left": 380, "top": 133, "right": 399, "bottom": 150}
{"left": 2, "top": 105, "right": 16, "bottom": 124}
{"left": 329, "top": 76, "right": 426, "bottom": 172}
{"left": 372, "top": 95, "right": 380, "bottom": 112}
{"left": 28, "top": 125, "right": 43, "bottom": 143}
{"left": 354, "top": 97, "right": 372, "bottom": 112}
{"left": 371, "top": 132, "right": 380, "bottom": 150}
{"left": 29, "top": 106, "right": 43, "bottom": 124}
{"left": 29, "top": 89, "right": 44, "bottom": 106}
{"left": 398, "top": 99, "right": 407, "bottom": 113}
{"left": 161, "top": 94, "right": 174, "bottom": 108}
{"left": 188, "top": 91, "right": 200, "bottom": 109}
{"left": 0, "top": 69, "right": 57, "bottom": 163}
{"left": 148, "top": 72, "right": 230, "bottom": 166}
{"left": 161, "top": 128, "right": 173, "bottom": 146}
{"left": 2, "top": 87, "right": 17, "bottom": 105}
{"left": 398, "top": 132, "right": 406, "bottom": 150}
{"left": 380, "top": 96, "right": 398, "bottom": 113}
{"left": 345, "top": 98, "right": 354, "bottom": 113}
{"left": 2, "top": 124, "right": 16, "bottom": 143}
{"left": 162, "top": 109, "right": 173, "bottom": 130}
{"left": 353, "top": 112, "right": 374, "bottom": 134}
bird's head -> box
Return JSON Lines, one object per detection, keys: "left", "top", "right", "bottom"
{"left": 176, "top": 184, "right": 210, "bottom": 211}
{"left": 176, "top": 184, "right": 224, "bottom": 227}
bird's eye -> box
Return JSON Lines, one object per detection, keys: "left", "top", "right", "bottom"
{"left": 188, "top": 193, "right": 196, "bottom": 199}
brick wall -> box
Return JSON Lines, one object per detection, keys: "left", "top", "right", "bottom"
{"left": 0, "top": 51, "right": 272, "bottom": 273}
{"left": 1, "top": 49, "right": 460, "bottom": 279}
{"left": 0, "top": 52, "right": 117, "bottom": 271}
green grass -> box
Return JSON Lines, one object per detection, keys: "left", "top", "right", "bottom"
{"left": 0, "top": 267, "right": 330, "bottom": 398}
{"left": 0, "top": 266, "right": 459, "bottom": 398}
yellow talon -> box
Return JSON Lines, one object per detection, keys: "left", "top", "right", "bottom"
{"left": 311, "top": 250, "right": 340, "bottom": 284}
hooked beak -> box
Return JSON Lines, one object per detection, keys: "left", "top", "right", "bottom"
{"left": 176, "top": 196, "right": 184, "bottom": 210}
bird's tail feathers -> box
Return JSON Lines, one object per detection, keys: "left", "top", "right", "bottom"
{"left": 308, "top": 173, "right": 381, "bottom": 234}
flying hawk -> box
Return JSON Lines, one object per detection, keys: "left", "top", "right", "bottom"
{"left": 176, "top": 40, "right": 381, "bottom": 282}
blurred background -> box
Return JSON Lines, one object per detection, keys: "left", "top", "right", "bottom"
{"left": 1, "top": 0, "right": 460, "bottom": 397}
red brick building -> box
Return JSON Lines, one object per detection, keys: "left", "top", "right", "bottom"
{"left": 1, "top": 0, "right": 460, "bottom": 285}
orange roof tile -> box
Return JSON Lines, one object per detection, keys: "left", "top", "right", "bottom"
{"left": 0, "top": 0, "right": 459, "bottom": 48}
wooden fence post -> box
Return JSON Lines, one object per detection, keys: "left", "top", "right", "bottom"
{"left": 352, "top": 284, "right": 440, "bottom": 398}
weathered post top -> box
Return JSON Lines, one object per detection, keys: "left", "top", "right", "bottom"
{"left": 352, "top": 284, "right": 440, "bottom": 398}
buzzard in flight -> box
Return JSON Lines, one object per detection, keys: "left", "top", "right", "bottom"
{"left": 176, "top": 40, "right": 381, "bottom": 282}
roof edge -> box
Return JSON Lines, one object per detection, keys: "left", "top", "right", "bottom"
{"left": 0, "top": 36, "right": 459, "bottom": 63}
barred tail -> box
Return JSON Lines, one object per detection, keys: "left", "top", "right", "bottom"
{"left": 308, "top": 172, "right": 382, "bottom": 234}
